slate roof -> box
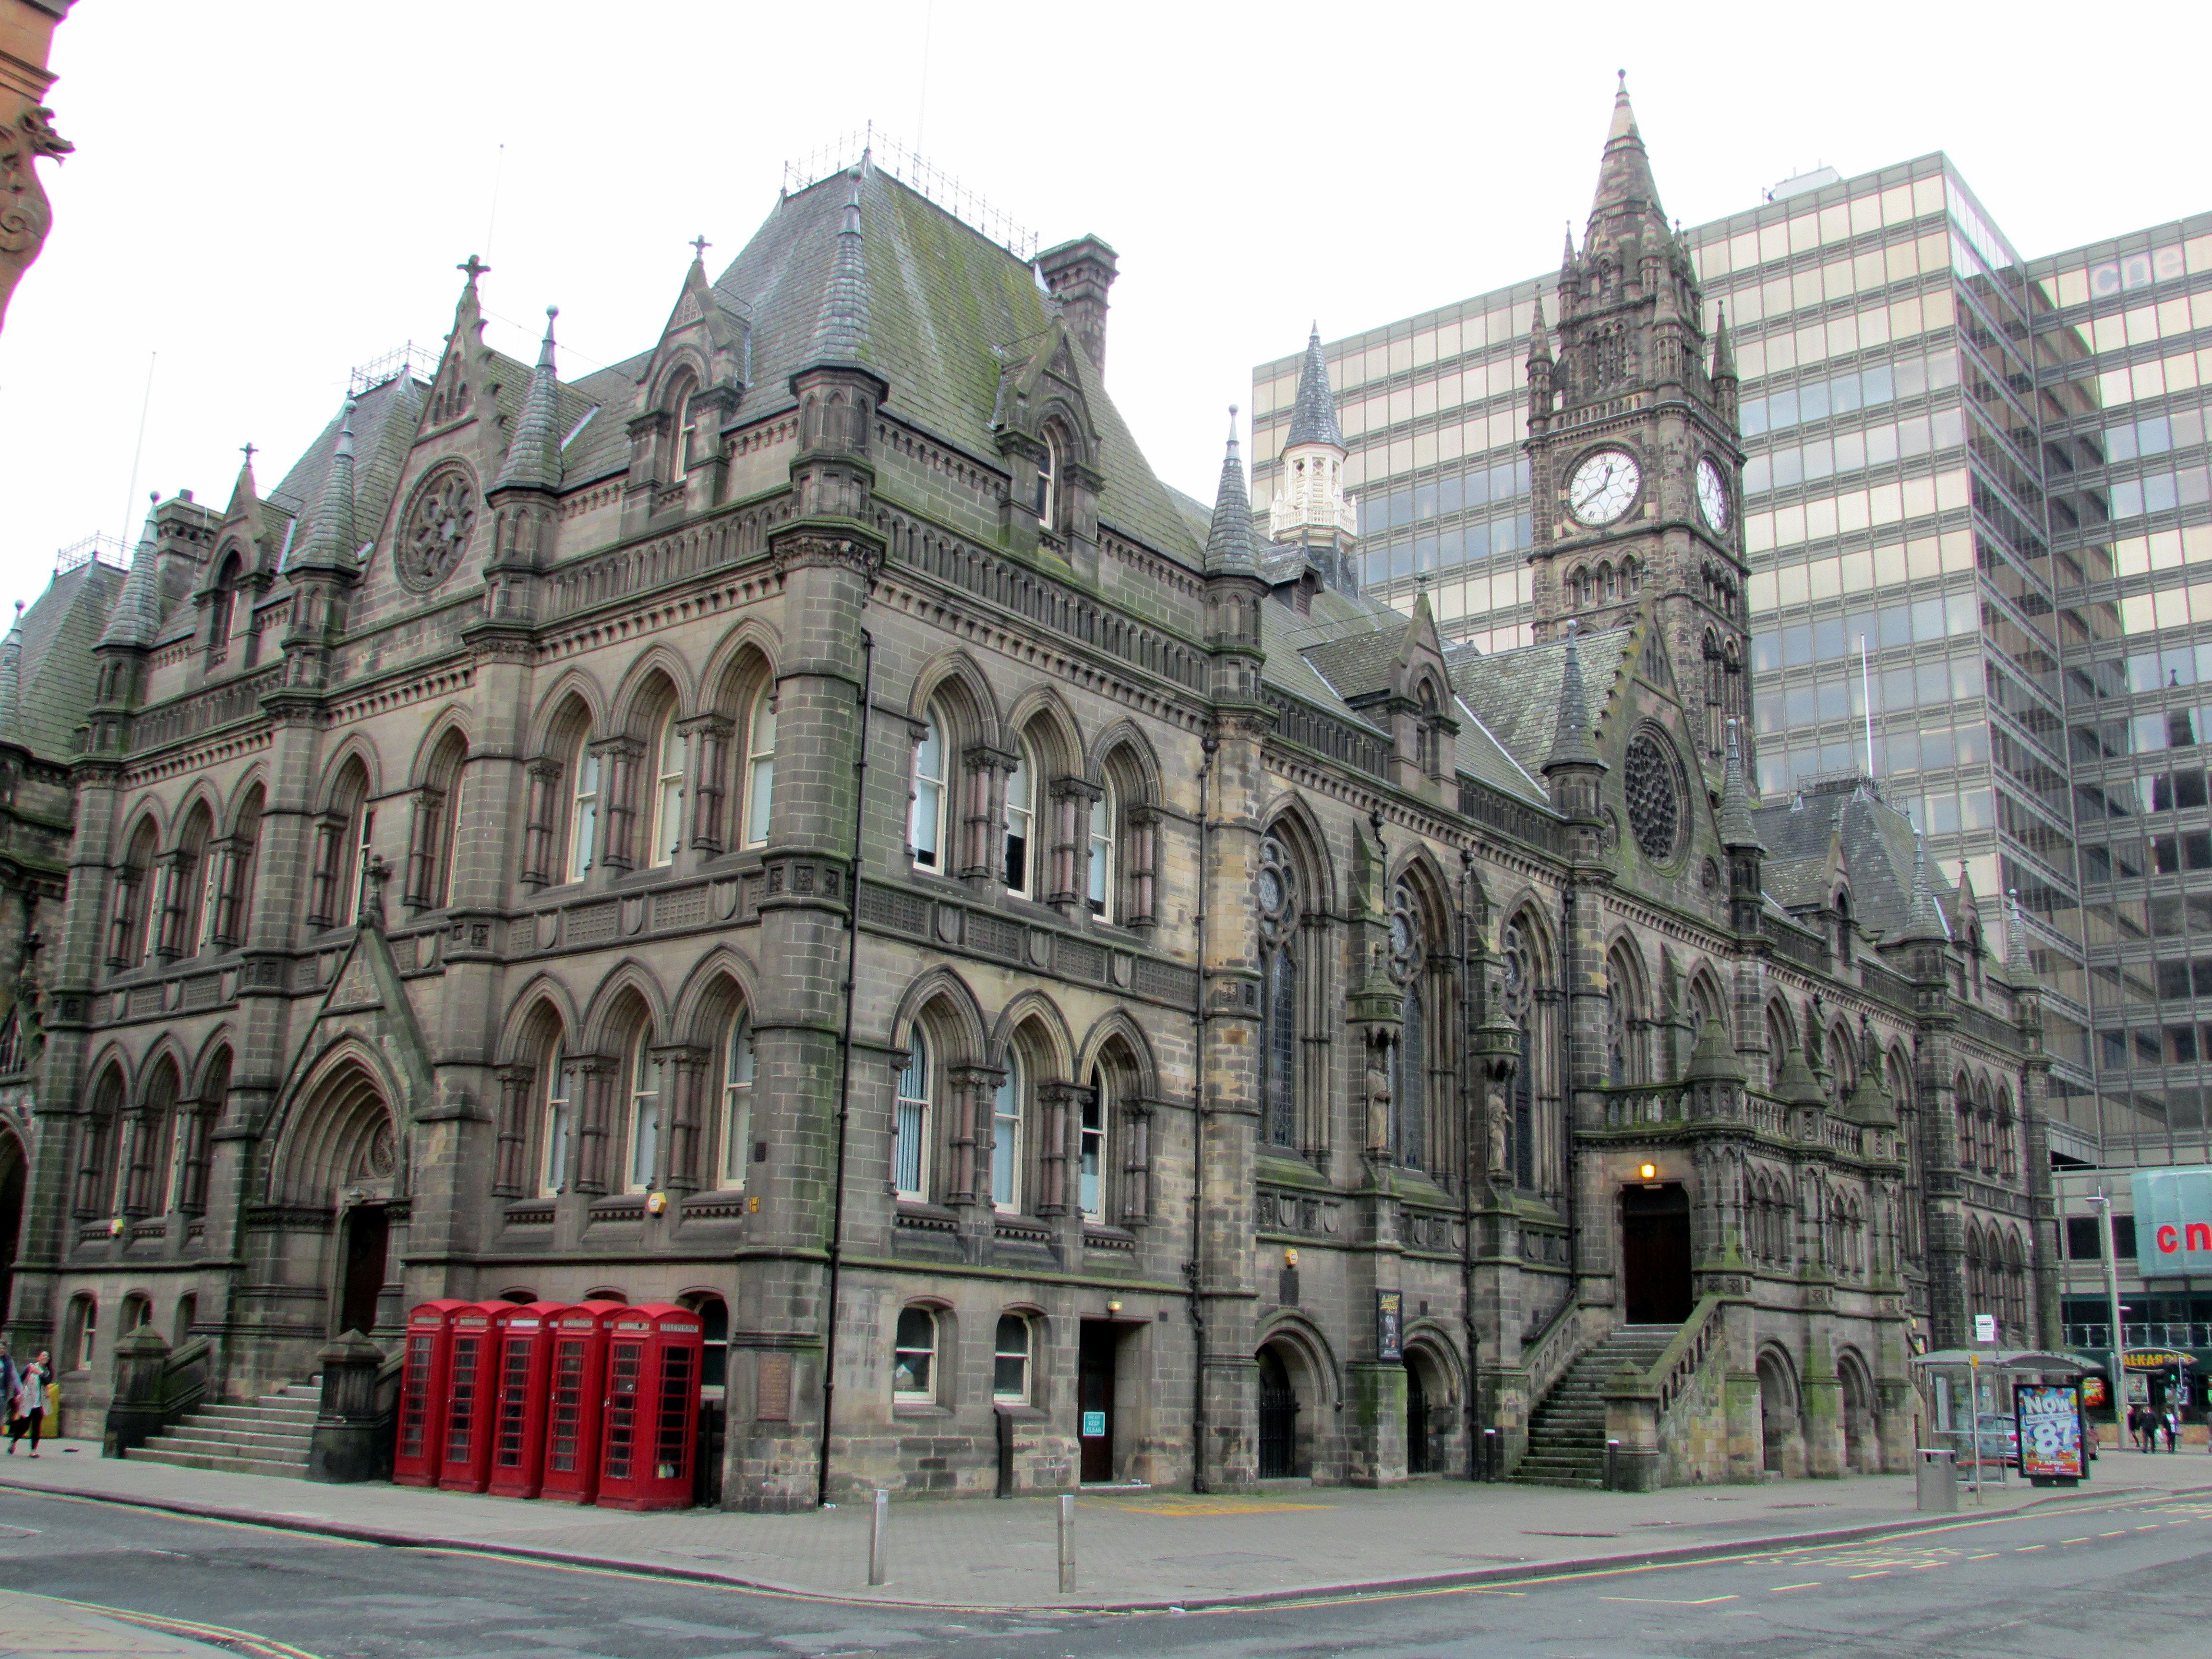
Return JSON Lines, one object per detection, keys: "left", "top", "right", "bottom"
{"left": 705, "top": 165, "right": 1202, "bottom": 564}
{"left": 1747, "top": 780, "right": 1952, "bottom": 940}
{"left": 17, "top": 557, "right": 123, "bottom": 761}
{"left": 1446, "top": 629, "right": 1633, "bottom": 778}
{"left": 1301, "top": 626, "right": 1407, "bottom": 703}
{"left": 273, "top": 374, "right": 426, "bottom": 570}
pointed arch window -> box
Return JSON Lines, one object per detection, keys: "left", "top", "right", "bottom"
{"left": 1389, "top": 882, "right": 1426, "bottom": 1169}
{"left": 664, "top": 373, "right": 699, "bottom": 482}
{"left": 647, "top": 713, "right": 684, "bottom": 868}
{"left": 743, "top": 693, "right": 775, "bottom": 849}
{"left": 1035, "top": 428, "right": 1063, "bottom": 530}
{"left": 721, "top": 1012, "right": 754, "bottom": 1189}
{"left": 893, "top": 1030, "right": 931, "bottom": 1200}
{"left": 109, "top": 822, "right": 158, "bottom": 971}
{"left": 566, "top": 736, "right": 600, "bottom": 881}
{"left": 207, "top": 550, "right": 242, "bottom": 664}
{"left": 1003, "top": 742, "right": 1036, "bottom": 897}
{"left": 625, "top": 1030, "right": 660, "bottom": 1193}
{"left": 540, "top": 1043, "right": 571, "bottom": 1195}
{"left": 992, "top": 1051, "right": 1024, "bottom": 1211}
{"left": 1087, "top": 781, "right": 1115, "bottom": 919}
{"left": 1258, "top": 835, "right": 1300, "bottom": 1150}
{"left": 1081, "top": 1069, "right": 1108, "bottom": 1221}
{"left": 1502, "top": 917, "right": 1536, "bottom": 1187}
{"left": 910, "top": 709, "right": 946, "bottom": 869}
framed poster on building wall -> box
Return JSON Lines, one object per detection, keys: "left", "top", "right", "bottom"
{"left": 2015, "top": 1384, "right": 2085, "bottom": 1484}
{"left": 1376, "top": 1291, "right": 1403, "bottom": 1361}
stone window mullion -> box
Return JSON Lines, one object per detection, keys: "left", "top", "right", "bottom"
{"left": 492, "top": 1064, "right": 534, "bottom": 1197}
{"left": 520, "top": 760, "right": 562, "bottom": 888}
{"left": 656, "top": 1044, "right": 709, "bottom": 1191}
{"left": 682, "top": 715, "right": 733, "bottom": 855}
{"left": 594, "top": 738, "right": 645, "bottom": 871}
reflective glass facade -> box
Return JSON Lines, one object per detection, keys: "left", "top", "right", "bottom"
{"left": 2032, "top": 214, "right": 2212, "bottom": 1166}
{"left": 1251, "top": 155, "right": 2209, "bottom": 1148}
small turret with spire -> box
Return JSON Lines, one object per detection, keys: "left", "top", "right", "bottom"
{"left": 1542, "top": 624, "right": 1607, "bottom": 856}
{"left": 1268, "top": 325, "right": 1357, "bottom": 588}
{"left": 1203, "top": 407, "right": 1269, "bottom": 708}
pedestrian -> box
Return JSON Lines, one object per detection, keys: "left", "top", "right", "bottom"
{"left": 0, "top": 1345, "right": 16, "bottom": 1454}
{"left": 6, "top": 1349, "right": 46, "bottom": 1456}
{"left": 2164, "top": 1407, "right": 2182, "bottom": 1454}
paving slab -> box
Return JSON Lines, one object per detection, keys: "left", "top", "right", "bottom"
{"left": 3, "top": 1438, "right": 2209, "bottom": 1611}
{"left": 0, "top": 1587, "right": 265, "bottom": 1658}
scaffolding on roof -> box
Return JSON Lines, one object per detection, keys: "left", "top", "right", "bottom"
{"left": 349, "top": 341, "right": 440, "bottom": 397}
{"left": 783, "top": 124, "right": 1040, "bottom": 262}
{"left": 54, "top": 533, "right": 130, "bottom": 575}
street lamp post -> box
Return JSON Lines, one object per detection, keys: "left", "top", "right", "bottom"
{"left": 2087, "top": 1190, "right": 2128, "bottom": 1452}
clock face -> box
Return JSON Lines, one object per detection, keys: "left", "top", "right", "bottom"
{"left": 1696, "top": 457, "right": 1731, "bottom": 531}
{"left": 1568, "top": 448, "right": 1641, "bottom": 526}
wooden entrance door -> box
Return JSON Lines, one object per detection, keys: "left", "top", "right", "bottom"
{"left": 339, "top": 1205, "right": 389, "bottom": 1336}
{"left": 1257, "top": 1346, "right": 1298, "bottom": 1477}
{"left": 1078, "top": 1322, "right": 1116, "bottom": 1483}
{"left": 1621, "top": 1182, "right": 1693, "bottom": 1323}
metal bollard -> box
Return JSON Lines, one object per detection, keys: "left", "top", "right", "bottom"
{"left": 1057, "top": 1491, "right": 1076, "bottom": 1592}
{"left": 1604, "top": 1438, "right": 1620, "bottom": 1492}
{"left": 868, "top": 1488, "right": 889, "bottom": 1586}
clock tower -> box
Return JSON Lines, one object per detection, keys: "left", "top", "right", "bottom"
{"left": 1525, "top": 79, "right": 1750, "bottom": 769}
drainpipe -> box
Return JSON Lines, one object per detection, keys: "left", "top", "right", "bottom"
{"left": 815, "top": 624, "right": 876, "bottom": 1509}
{"left": 1560, "top": 879, "right": 1578, "bottom": 1274}
{"left": 1187, "top": 732, "right": 1216, "bottom": 1493}
{"left": 1458, "top": 847, "right": 1479, "bottom": 1480}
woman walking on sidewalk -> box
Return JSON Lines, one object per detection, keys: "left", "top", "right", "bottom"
{"left": 7, "top": 1349, "right": 48, "bottom": 1456}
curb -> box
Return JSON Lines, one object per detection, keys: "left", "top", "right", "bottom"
{"left": 0, "top": 1471, "right": 2205, "bottom": 1614}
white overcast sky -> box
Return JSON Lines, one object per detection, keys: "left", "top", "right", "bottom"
{"left": 1, "top": 0, "right": 2203, "bottom": 612}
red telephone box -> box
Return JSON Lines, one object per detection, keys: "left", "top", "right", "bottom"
{"left": 435, "top": 1302, "right": 502, "bottom": 1493}
{"left": 539, "top": 1301, "right": 626, "bottom": 1506}
{"left": 394, "top": 1300, "right": 474, "bottom": 1487}
{"left": 486, "top": 1302, "right": 570, "bottom": 1500}
{"left": 594, "top": 1304, "right": 704, "bottom": 1512}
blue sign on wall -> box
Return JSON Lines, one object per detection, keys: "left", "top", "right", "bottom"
{"left": 2131, "top": 1165, "right": 2212, "bottom": 1277}
{"left": 1082, "top": 1410, "right": 1106, "bottom": 1439}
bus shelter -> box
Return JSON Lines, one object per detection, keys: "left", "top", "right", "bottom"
{"left": 1911, "top": 1348, "right": 2097, "bottom": 1495}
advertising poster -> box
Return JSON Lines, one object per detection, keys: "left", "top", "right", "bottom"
{"left": 2016, "top": 1384, "right": 2085, "bottom": 1480}
{"left": 2130, "top": 1165, "right": 2212, "bottom": 1277}
{"left": 1376, "top": 1290, "right": 1403, "bottom": 1361}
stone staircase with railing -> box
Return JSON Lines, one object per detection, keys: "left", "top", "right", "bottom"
{"left": 132, "top": 1378, "right": 319, "bottom": 1477}
{"left": 1513, "top": 1324, "right": 1677, "bottom": 1488}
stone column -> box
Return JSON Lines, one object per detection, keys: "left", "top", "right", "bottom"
{"left": 519, "top": 759, "right": 561, "bottom": 888}
{"left": 492, "top": 1064, "right": 533, "bottom": 1198}
{"left": 658, "top": 1045, "right": 709, "bottom": 1191}
{"left": 682, "top": 714, "right": 733, "bottom": 855}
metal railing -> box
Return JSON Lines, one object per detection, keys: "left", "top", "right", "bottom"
{"left": 2063, "top": 1321, "right": 2211, "bottom": 1351}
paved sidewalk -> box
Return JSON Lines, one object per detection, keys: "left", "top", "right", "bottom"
{"left": 2, "top": 1439, "right": 2208, "bottom": 1611}
{"left": 0, "top": 1587, "right": 260, "bottom": 1657}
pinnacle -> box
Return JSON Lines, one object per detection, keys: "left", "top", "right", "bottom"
{"left": 1204, "top": 407, "right": 1258, "bottom": 576}
{"left": 1285, "top": 325, "right": 1342, "bottom": 450}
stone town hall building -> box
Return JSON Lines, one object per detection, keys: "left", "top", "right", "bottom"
{"left": 4, "top": 88, "right": 2056, "bottom": 1504}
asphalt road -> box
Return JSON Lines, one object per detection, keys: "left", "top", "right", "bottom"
{"left": 0, "top": 1485, "right": 2205, "bottom": 1658}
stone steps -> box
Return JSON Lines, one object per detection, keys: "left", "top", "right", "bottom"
{"left": 1514, "top": 1325, "right": 1679, "bottom": 1488}
{"left": 133, "top": 1376, "right": 320, "bottom": 1478}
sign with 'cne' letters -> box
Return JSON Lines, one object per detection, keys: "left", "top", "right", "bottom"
{"left": 2132, "top": 1166, "right": 2212, "bottom": 1277}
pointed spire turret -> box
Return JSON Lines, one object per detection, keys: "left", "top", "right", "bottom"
{"left": 1561, "top": 222, "right": 1578, "bottom": 270}
{"left": 2006, "top": 888, "right": 2035, "bottom": 976}
{"left": 1527, "top": 291, "right": 1553, "bottom": 365}
{"left": 1589, "top": 71, "right": 1665, "bottom": 233}
{"left": 289, "top": 400, "right": 359, "bottom": 572}
{"left": 1773, "top": 1042, "right": 1827, "bottom": 1111}
{"left": 1719, "top": 719, "right": 1762, "bottom": 850}
{"left": 810, "top": 169, "right": 870, "bottom": 367}
{"left": 1684, "top": 1018, "right": 1745, "bottom": 1085}
{"left": 98, "top": 516, "right": 165, "bottom": 652}
{"left": 1285, "top": 324, "right": 1343, "bottom": 449}
{"left": 1544, "top": 625, "right": 1602, "bottom": 772}
{"left": 493, "top": 307, "right": 565, "bottom": 493}
{"left": 1205, "top": 407, "right": 1258, "bottom": 576}
{"left": 0, "top": 602, "right": 24, "bottom": 745}
{"left": 1899, "top": 830, "right": 1949, "bottom": 942}
{"left": 1711, "top": 303, "right": 1738, "bottom": 385}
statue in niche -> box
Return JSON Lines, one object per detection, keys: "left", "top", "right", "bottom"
{"left": 1486, "top": 1090, "right": 1511, "bottom": 1178}
{"left": 1364, "top": 1048, "right": 1392, "bottom": 1154}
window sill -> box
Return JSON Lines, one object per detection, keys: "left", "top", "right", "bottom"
{"left": 892, "top": 1401, "right": 951, "bottom": 1419}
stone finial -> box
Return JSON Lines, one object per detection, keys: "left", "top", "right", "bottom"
{"left": 1899, "top": 829, "right": 1948, "bottom": 942}
{"left": 1711, "top": 303, "right": 1738, "bottom": 383}
{"left": 1527, "top": 290, "right": 1553, "bottom": 365}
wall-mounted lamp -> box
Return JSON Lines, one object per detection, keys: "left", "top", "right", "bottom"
{"left": 1106, "top": 1300, "right": 1123, "bottom": 1315}
{"left": 1284, "top": 1247, "right": 1299, "bottom": 1268}
{"left": 1639, "top": 1163, "right": 1658, "bottom": 1181}
{"left": 646, "top": 1191, "right": 669, "bottom": 1215}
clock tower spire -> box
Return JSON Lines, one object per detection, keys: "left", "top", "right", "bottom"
{"left": 1524, "top": 80, "right": 1752, "bottom": 770}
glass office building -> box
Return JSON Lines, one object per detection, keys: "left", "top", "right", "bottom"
{"left": 2032, "top": 212, "right": 2212, "bottom": 1167}
{"left": 1252, "top": 153, "right": 2126, "bottom": 1143}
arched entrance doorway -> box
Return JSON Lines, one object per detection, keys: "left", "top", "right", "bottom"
{"left": 271, "top": 1057, "right": 398, "bottom": 1340}
{"left": 1257, "top": 1346, "right": 1300, "bottom": 1478}
{"left": 1404, "top": 1354, "right": 1431, "bottom": 1474}
{"left": 1621, "top": 1181, "right": 1693, "bottom": 1323}
{"left": 1757, "top": 1348, "right": 1803, "bottom": 1476}
{"left": 1839, "top": 1349, "right": 1881, "bottom": 1473}
{"left": 0, "top": 1125, "right": 24, "bottom": 1325}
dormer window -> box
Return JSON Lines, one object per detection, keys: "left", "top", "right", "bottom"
{"left": 664, "top": 373, "right": 700, "bottom": 483}
{"left": 1035, "top": 426, "right": 1065, "bottom": 531}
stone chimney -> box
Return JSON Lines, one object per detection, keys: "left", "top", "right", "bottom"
{"left": 1035, "top": 235, "right": 1118, "bottom": 373}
